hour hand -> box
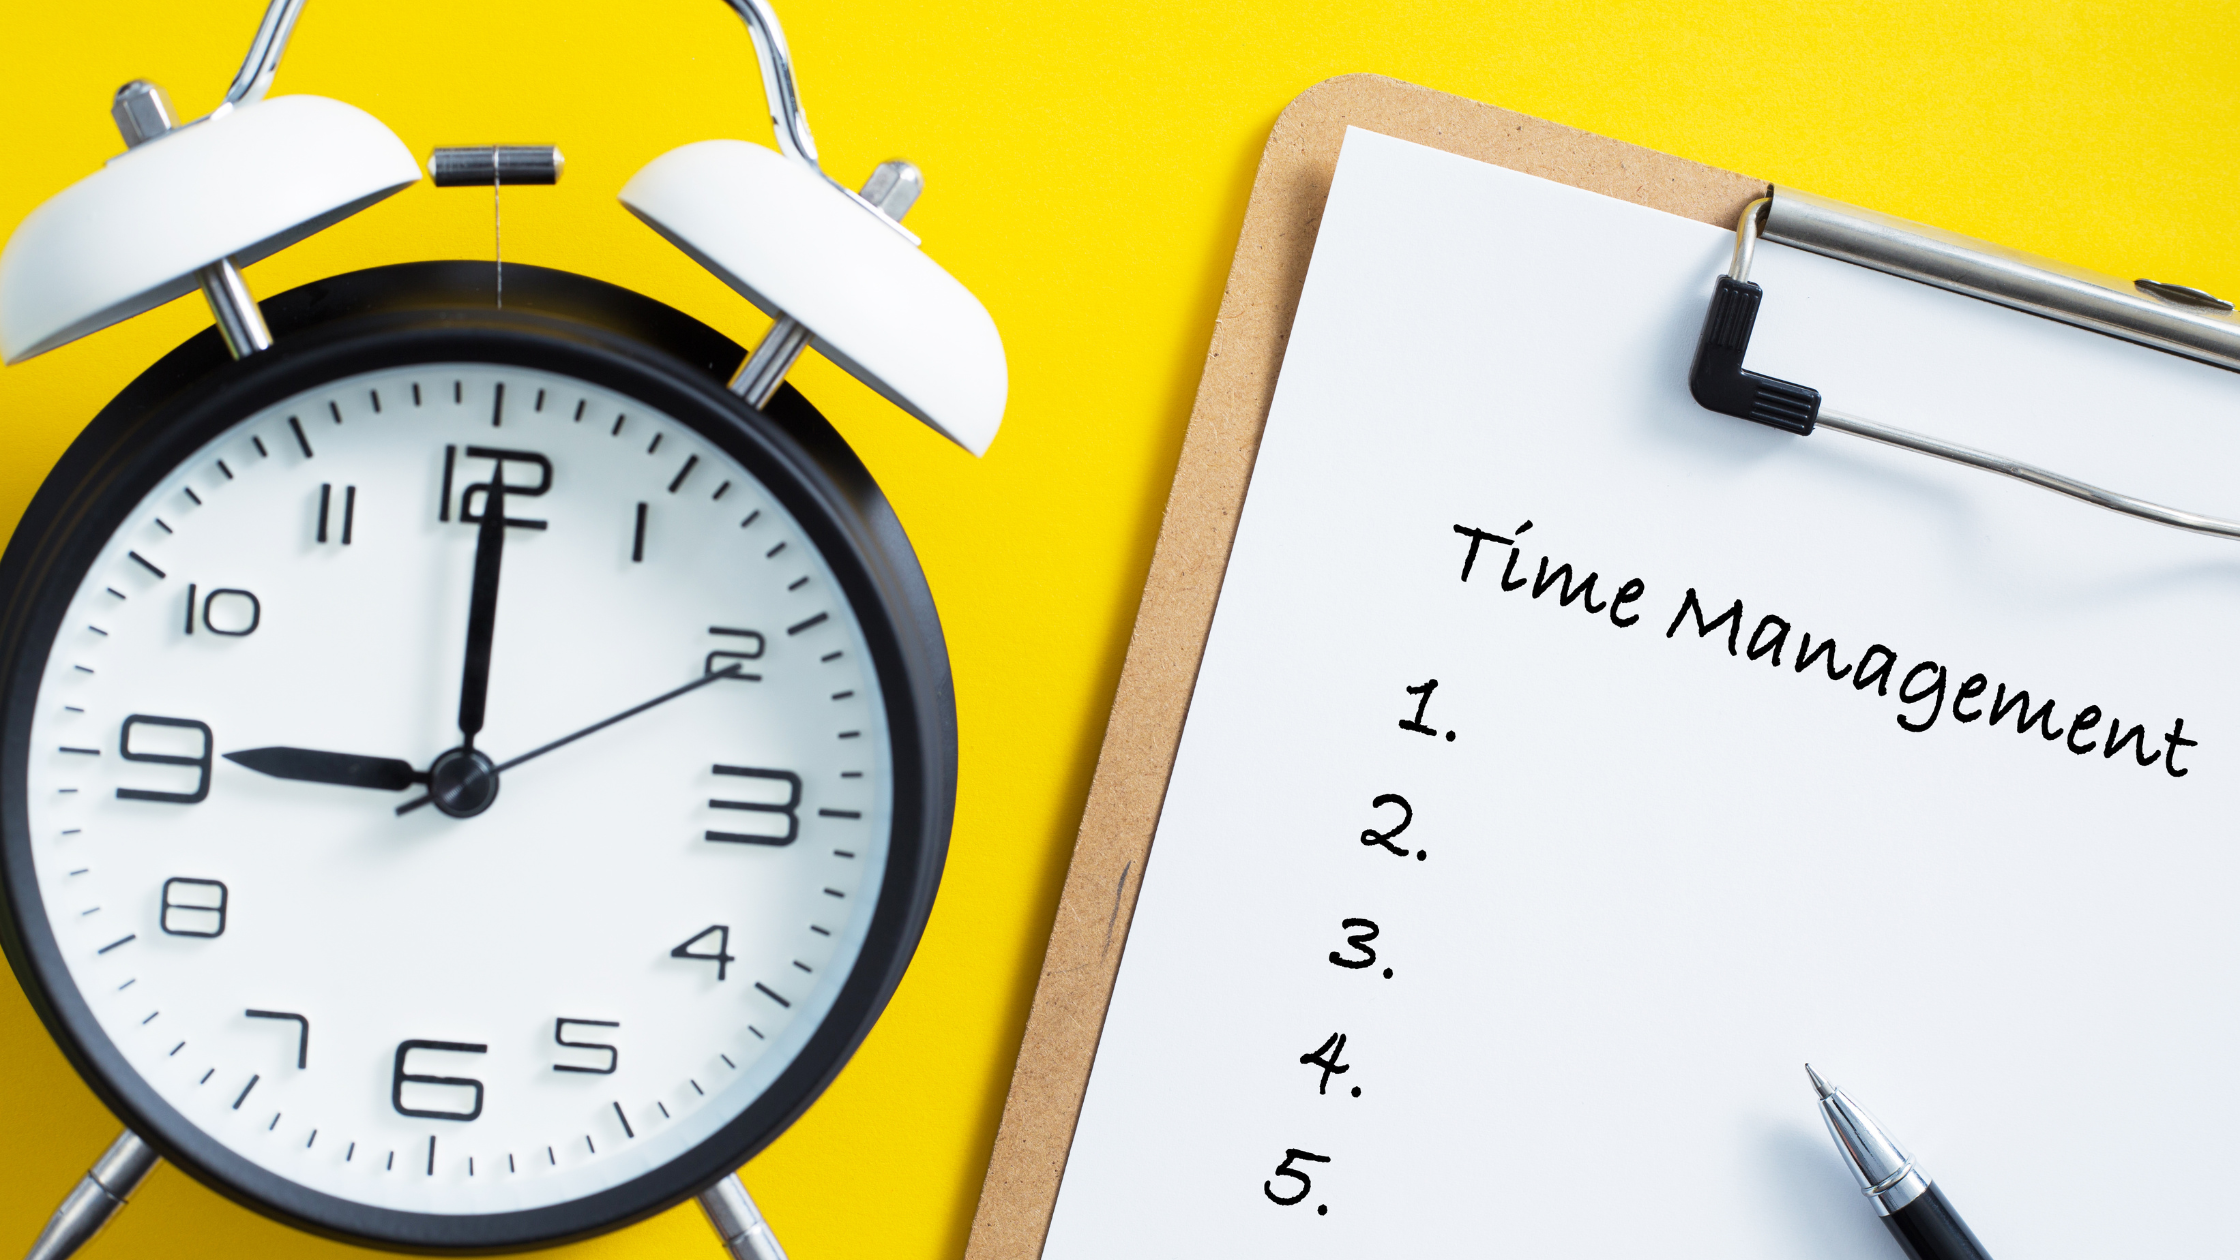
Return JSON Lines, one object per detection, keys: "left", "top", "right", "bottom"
{"left": 225, "top": 747, "right": 426, "bottom": 792}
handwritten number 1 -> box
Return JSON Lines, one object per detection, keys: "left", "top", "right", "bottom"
{"left": 1399, "top": 678, "right": 1439, "bottom": 735}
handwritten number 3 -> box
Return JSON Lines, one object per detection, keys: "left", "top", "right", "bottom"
{"left": 1360, "top": 793, "right": 1411, "bottom": 855}
{"left": 1328, "top": 918, "right": 1379, "bottom": 969}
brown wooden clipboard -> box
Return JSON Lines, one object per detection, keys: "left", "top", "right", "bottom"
{"left": 962, "top": 72, "right": 1765, "bottom": 1259}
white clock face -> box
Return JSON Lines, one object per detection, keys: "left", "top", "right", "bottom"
{"left": 19, "top": 363, "right": 894, "bottom": 1215}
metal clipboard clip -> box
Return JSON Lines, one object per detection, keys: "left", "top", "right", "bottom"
{"left": 1688, "top": 189, "right": 2240, "bottom": 541}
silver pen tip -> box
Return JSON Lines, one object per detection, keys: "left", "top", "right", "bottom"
{"left": 1805, "top": 1063, "right": 1834, "bottom": 1099}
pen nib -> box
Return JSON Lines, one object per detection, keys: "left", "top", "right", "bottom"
{"left": 1804, "top": 1063, "right": 1834, "bottom": 1099}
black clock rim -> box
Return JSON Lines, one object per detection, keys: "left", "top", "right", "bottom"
{"left": 0, "top": 264, "right": 957, "bottom": 1252}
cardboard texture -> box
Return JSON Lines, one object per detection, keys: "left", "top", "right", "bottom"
{"left": 962, "top": 73, "right": 1766, "bottom": 1259}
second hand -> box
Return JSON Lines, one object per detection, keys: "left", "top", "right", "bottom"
{"left": 396, "top": 665, "right": 748, "bottom": 816}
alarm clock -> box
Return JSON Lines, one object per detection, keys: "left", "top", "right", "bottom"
{"left": 0, "top": 0, "right": 1004, "bottom": 1255}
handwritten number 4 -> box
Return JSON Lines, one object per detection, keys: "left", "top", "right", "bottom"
{"left": 1300, "top": 1033, "right": 1350, "bottom": 1094}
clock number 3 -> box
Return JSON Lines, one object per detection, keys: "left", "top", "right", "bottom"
{"left": 670, "top": 925, "right": 737, "bottom": 980}
{"left": 392, "top": 1040, "right": 488, "bottom": 1121}
{"left": 116, "top": 715, "right": 212, "bottom": 804}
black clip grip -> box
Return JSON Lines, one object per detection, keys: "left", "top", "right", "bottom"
{"left": 1688, "top": 275, "right": 1820, "bottom": 435}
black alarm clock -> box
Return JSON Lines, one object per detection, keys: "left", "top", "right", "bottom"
{"left": 0, "top": 0, "right": 1004, "bottom": 1255}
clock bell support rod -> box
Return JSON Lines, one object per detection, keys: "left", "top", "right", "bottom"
{"left": 731, "top": 159, "right": 923, "bottom": 406}
{"left": 103, "top": 0, "right": 314, "bottom": 360}
{"left": 714, "top": 0, "right": 926, "bottom": 409}
{"left": 112, "top": 76, "right": 274, "bottom": 357}
{"left": 20, "top": 1131, "right": 159, "bottom": 1260}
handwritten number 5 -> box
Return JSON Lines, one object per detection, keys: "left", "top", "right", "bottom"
{"left": 1264, "top": 1148, "right": 1331, "bottom": 1206}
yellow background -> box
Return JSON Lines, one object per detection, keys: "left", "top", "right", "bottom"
{"left": 0, "top": 0, "right": 2233, "bottom": 1255}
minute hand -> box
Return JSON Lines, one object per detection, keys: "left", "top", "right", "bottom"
{"left": 395, "top": 665, "right": 746, "bottom": 815}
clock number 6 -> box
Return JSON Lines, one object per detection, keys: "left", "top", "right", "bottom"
{"left": 117, "top": 715, "right": 212, "bottom": 804}
{"left": 392, "top": 1040, "right": 487, "bottom": 1121}
{"left": 670, "top": 925, "right": 737, "bottom": 980}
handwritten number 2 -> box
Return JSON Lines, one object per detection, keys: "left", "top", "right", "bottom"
{"left": 1328, "top": 918, "right": 1378, "bottom": 969}
{"left": 1264, "top": 1148, "right": 1331, "bottom": 1206}
{"left": 1360, "top": 794, "right": 1411, "bottom": 855}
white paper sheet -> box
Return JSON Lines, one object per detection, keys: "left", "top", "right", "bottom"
{"left": 1042, "top": 127, "right": 2240, "bottom": 1258}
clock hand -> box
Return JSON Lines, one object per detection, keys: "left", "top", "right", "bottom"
{"left": 396, "top": 665, "right": 747, "bottom": 816}
{"left": 455, "top": 474, "right": 508, "bottom": 751}
{"left": 225, "top": 747, "right": 426, "bottom": 791}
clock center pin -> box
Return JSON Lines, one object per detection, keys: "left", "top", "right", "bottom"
{"left": 424, "top": 748, "right": 500, "bottom": 819}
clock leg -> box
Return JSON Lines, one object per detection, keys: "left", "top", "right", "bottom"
{"left": 696, "top": 1172, "right": 790, "bottom": 1260}
{"left": 22, "top": 1129, "right": 159, "bottom": 1260}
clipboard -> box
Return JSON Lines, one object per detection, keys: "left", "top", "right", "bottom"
{"left": 966, "top": 70, "right": 2240, "bottom": 1257}
{"left": 961, "top": 73, "right": 1765, "bottom": 1259}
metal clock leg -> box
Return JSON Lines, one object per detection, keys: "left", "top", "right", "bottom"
{"left": 22, "top": 1130, "right": 160, "bottom": 1260}
{"left": 696, "top": 1173, "right": 790, "bottom": 1260}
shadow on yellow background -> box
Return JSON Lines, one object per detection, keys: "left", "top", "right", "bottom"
{"left": 0, "top": 0, "right": 2233, "bottom": 1256}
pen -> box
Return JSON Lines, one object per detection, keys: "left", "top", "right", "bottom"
{"left": 1806, "top": 1064, "right": 1993, "bottom": 1260}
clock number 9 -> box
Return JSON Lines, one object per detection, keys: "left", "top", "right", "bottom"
{"left": 116, "top": 715, "right": 213, "bottom": 804}
{"left": 392, "top": 1040, "right": 488, "bottom": 1121}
